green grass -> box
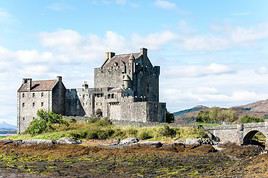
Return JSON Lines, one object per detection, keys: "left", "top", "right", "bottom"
{"left": 2, "top": 118, "right": 207, "bottom": 141}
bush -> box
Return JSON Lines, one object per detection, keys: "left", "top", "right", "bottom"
{"left": 26, "top": 119, "right": 47, "bottom": 135}
{"left": 240, "top": 115, "right": 264, "bottom": 123}
{"left": 126, "top": 128, "right": 138, "bottom": 137}
{"left": 25, "top": 110, "right": 68, "bottom": 135}
{"left": 159, "top": 125, "right": 176, "bottom": 137}
{"left": 113, "top": 129, "right": 126, "bottom": 139}
{"left": 96, "top": 129, "right": 114, "bottom": 139}
{"left": 138, "top": 130, "right": 153, "bottom": 140}
{"left": 95, "top": 118, "right": 112, "bottom": 127}
{"left": 166, "top": 111, "right": 175, "bottom": 123}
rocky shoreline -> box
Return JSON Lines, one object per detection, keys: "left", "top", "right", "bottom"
{"left": 0, "top": 137, "right": 267, "bottom": 177}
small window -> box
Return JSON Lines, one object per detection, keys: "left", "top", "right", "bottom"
{"left": 22, "top": 117, "right": 25, "bottom": 121}
{"left": 33, "top": 117, "right": 35, "bottom": 120}
{"left": 22, "top": 93, "right": 25, "bottom": 98}
{"left": 32, "top": 102, "right": 35, "bottom": 107}
{"left": 41, "top": 102, "right": 44, "bottom": 107}
{"left": 32, "top": 93, "right": 35, "bottom": 97}
{"left": 41, "top": 92, "right": 44, "bottom": 97}
{"left": 22, "top": 103, "right": 25, "bottom": 107}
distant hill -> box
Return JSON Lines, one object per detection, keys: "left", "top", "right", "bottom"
{"left": 232, "top": 99, "right": 268, "bottom": 118}
{"left": 173, "top": 99, "right": 268, "bottom": 123}
{"left": 174, "top": 105, "right": 208, "bottom": 117}
{"left": 0, "top": 121, "right": 16, "bottom": 130}
{"left": 173, "top": 105, "right": 209, "bottom": 124}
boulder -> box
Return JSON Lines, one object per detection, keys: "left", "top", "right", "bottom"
{"left": 22, "top": 139, "right": 54, "bottom": 145}
{"left": 185, "top": 138, "right": 201, "bottom": 145}
{"left": 138, "top": 141, "right": 163, "bottom": 148}
{"left": 56, "top": 137, "right": 82, "bottom": 144}
{"left": 119, "top": 138, "right": 139, "bottom": 145}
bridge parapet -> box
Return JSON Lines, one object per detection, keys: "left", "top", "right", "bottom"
{"left": 204, "top": 121, "right": 268, "bottom": 147}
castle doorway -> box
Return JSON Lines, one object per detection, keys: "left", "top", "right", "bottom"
{"left": 96, "top": 109, "right": 103, "bottom": 118}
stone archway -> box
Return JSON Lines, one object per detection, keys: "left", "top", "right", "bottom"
{"left": 243, "top": 130, "right": 266, "bottom": 148}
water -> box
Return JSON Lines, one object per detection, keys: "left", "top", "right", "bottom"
{"left": 0, "top": 133, "right": 15, "bottom": 137}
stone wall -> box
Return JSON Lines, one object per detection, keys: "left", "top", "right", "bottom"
{"left": 52, "top": 81, "right": 66, "bottom": 115}
{"left": 17, "top": 90, "right": 52, "bottom": 133}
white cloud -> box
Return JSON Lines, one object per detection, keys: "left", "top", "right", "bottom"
{"left": 132, "top": 31, "right": 176, "bottom": 50}
{"left": 255, "top": 66, "right": 268, "bottom": 75}
{"left": 181, "top": 23, "right": 268, "bottom": 51}
{"left": 155, "top": 0, "right": 176, "bottom": 10}
{"left": 163, "top": 63, "right": 234, "bottom": 78}
{"left": 47, "top": 3, "right": 74, "bottom": 12}
{"left": 0, "top": 9, "right": 10, "bottom": 19}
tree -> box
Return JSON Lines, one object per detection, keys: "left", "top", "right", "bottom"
{"left": 25, "top": 109, "right": 68, "bottom": 135}
{"left": 166, "top": 111, "right": 174, "bottom": 123}
{"left": 240, "top": 115, "right": 264, "bottom": 123}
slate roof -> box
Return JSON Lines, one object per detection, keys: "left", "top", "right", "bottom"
{"left": 102, "top": 53, "right": 141, "bottom": 68}
{"left": 18, "top": 80, "right": 58, "bottom": 92}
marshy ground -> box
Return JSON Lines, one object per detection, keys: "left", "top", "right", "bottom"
{"left": 0, "top": 141, "right": 267, "bottom": 178}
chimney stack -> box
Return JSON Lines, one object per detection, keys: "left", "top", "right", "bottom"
{"left": 82, "top": 81, "right": 88, "bottom": 89}
{"left": 23, "top": 78, "right": 32, "bottom": 91}
{"left": 140, "top": 48, "right": 147, "bottom": 57}
{"left": 105, "top": 52, "right": 115, "bottom": 60}
{"left": 57, "top": 76, "right": 62, "bottom": 82}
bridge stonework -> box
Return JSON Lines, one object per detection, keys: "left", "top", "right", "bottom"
{"left": 205, "top": 122, "right": 268, "bottom": 149}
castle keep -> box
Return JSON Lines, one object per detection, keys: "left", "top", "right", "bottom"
{"left": 17, "top": 48, "right": 166, "bottom": 133}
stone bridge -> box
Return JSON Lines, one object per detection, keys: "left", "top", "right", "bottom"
{"left": 205, "top": 122, "right": 268, "bottom": 148}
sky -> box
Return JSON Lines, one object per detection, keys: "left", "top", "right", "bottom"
{"left": 1, "top": 0, "right": 268, "bottom": 125}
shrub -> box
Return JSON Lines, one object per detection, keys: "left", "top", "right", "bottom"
{"left": 159, "top": 125, "right": 176, "bottom": 137}
{"left": 126, "top": 128, "right": 138, "bottom": 137}
{"left": 166, "top": 111, "right": 175, "bottom": 123}
{"left": 96, "top": 129, "right": 114, "bottom": 139}
{"left": 240, "top": 115, "right": 264, "bottom": 123}
{"left": 26, "top": 119, "right": 47, "bottom": 135}
{"left": 138, "top": 130, "right": 153, "bottom": 140}
{"left": 25, "top": 110, "right": 68, "bottom": 135}
{"left": 112, "top": 129, "right": 126, "bottom": 139}
{"left": 95, "top": 118, "right": 112, "bottom": 127}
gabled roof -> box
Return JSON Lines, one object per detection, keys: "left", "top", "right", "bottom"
{"left": 102, "top": 53, "right": 141, "bottom": 68}
{"left": 18, "top": 80, "right": 58, "bottom": 92}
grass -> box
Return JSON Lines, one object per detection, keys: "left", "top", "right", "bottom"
{"left": 2, "top": 118, "right": 207, "bottom": 141}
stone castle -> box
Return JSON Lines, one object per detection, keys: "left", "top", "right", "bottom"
{"left": 17, "top": 48, "right": 166, "bottom": 133}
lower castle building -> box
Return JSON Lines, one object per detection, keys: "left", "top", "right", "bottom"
{"left": 17, "top": 48, "right": 166, "bottom": 133}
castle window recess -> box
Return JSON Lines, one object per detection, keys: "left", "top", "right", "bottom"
{"left": 41, "top": 102, "right": 44, "bottom": 107}
{"left": 41, "top": 92, "right": 44, "bottom": 97}
{"left": 22, "top": 93, "right": 25, "bottom": 97}
{"left": 22, "top": 103, "right": 25, "bottom": 107}
{"left": 32, "top": 102, "right": 35, "bottom": 107}
{"left": 32, "top": 93, "right": 35, "bottom": 97}
{"left": 22, "top": 117, "right": 25, "bottom": 121}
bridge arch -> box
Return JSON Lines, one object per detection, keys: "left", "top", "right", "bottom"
{"left": 243, "top": 130, "right": 267, "bottom": 148}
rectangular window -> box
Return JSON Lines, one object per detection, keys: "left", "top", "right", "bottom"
{"left": 22, "top": 93, "right": 25, "bottom": 98}
{"left": 32, "top": 93, "right": 35, "bottom": 97}
{"left": 22, "top": 103, "right": 25, "bottom": 107}
{"left": 41, "top": 102, "right": 44, "bottom": 107}
{"left": 41, "top": 92, "right": 44, "bottom": 97}
{"left": 22, "top": 117, "right": 25, "bottom": 121}
{"left": 32, "top": 102, "right": 35, "bottom": 107}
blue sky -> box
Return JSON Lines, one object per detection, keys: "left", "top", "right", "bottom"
{"left": 1, "top": 0, "right": 268, "bottom": 125}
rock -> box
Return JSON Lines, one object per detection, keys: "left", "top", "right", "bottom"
{"left": 185, "top": 138, "right": 201, "bottom": 145}
{"left": 0, "top": 140, "right": 14, "bottom": 145}
{"left": 138, "top": 141, "right": 163, "bottom": 148}
{"left": 56, "top": 137, "right": 82, "bottom": 144}
{"left": 119, "top": 138, "right": 139, "bottom": 145}
{"left": 199, "top": 138, "right": 214, "bottom": 145}
{"left": 22, "top": 139, "right": 54, "bottom": 145}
